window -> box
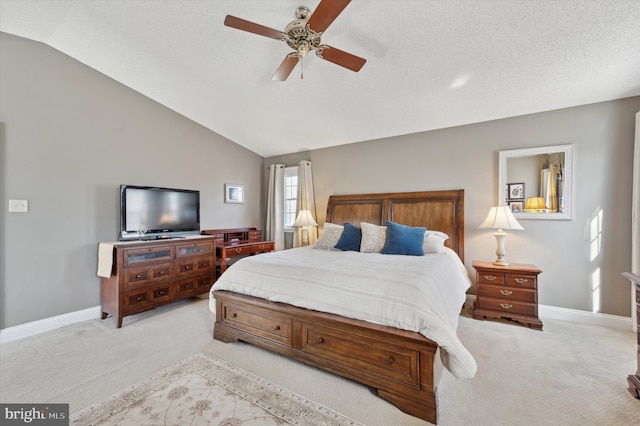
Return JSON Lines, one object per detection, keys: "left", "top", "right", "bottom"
{"left": 284, "top": 166, "right": 298, "bottom": 229}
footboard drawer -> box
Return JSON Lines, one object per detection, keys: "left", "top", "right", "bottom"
{"left": 300, "top": 322, "right": 419, "bottom": 387}
{"left": 221, "top": 303, "right": 292, "bottom": 346}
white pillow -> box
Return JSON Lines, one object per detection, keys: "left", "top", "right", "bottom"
{"left": 313, "top": 223, "right": 344, "bottom": 250}
{"left": 423, "top": 230, "right": 449, "bottom": 253}
{"left": 360, "top": 222, "right": 386, "bottom": 253}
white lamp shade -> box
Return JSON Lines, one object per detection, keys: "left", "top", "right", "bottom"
{"left": 479, "top": 206, "right": 524, "bottom": 230}
{"left": 293, "top": 210, "right": 318, "bottom": 227}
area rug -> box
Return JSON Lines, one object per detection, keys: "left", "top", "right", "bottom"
{"left": 71, "top": 352, "right": 363, "bottom": 425}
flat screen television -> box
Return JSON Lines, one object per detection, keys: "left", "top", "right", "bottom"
{"left": 119, "top": 184, "right": 200, "bottom": 241}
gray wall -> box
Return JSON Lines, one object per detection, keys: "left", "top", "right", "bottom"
{"left": 0, "top": 33, "right": 264, "bottom": 328}
{"left": 267, "top": 96, "right": 640, "bottom": 317}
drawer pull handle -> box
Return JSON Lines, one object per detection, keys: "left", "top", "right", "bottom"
{"left": 387, "top": 357, "right": 395, "bottom": 365}
{"left": 184, "top": 284, "right": 191, "bottom": 289}
{"left": 159, "top": 271, "right": 165, "bottom": 275}
{"left": 500, "top": 303, "right": 513, "bottom": 310}
{"left": 136, "top": 296, "right": 143, "bottom": 301}
{"left": 235, "top": 248, "right": 242, "bottom": 253}
{"left": 159, "top": 291, "right": 164, "bottom": 295}
{"left": 484, "top": 275, "right": 497, "bottom": 281}
{"left": 499, "top": 290, "right": 513, "bottom": 296}
{"left": 135, "top": 274, "right": 142, "bottom": 279}
{"left": 259, "top": 245, "right": 265, "bottom": 249}
{"left": 514, "top": 278, "right": 529, "bottom": 284}
{"left": 273, "top": 325, "right": 281, "bottom": 331}
{"left": 185, "top": 266, "right": 191, "bottom": 270}
{"left": 316, "top": 338, "right": 324, "bottom": 344}
{"left": 231, "top": 313, "right": 237, "bottom": 318}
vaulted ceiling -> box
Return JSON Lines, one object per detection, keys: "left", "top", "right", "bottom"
{"left": 1, "top": 0, "right": 639, "bottom": 157}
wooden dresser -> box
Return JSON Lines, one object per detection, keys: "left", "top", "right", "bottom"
{"left": 623, "top": 272, "right": 640, "bottom": 399}
{"left": 201, "top": 228, "right": 274, "bottom": 275}
{"left": 472, "top": 260, "right": 543, "bottom": 330}
{"left": 99, "top": 236, "right": 216, "bottom": 328}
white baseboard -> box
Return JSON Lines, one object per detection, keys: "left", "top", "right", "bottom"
{"left": 465, "top": 295, "right": 632, "bottom": 331}
{"left": 0, "top": 305, "right": 101, "bottom": 344}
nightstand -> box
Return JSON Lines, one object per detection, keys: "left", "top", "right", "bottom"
{"left": 472, "top": 260, "right": 543, "bottom": 330}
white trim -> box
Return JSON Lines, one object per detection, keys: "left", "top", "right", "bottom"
{"left": 0, "top": 306, "right": 101, "bottom": 344}
{"left": 465, "top": 295, "right": 632, "bottom": 331}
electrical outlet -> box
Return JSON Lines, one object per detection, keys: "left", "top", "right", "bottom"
{"left": 8, "top": 199, "right": 28, "bottom": 213}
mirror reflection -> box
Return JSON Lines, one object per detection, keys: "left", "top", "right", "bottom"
{"left": 498, "top": 144, "right": 574, "bottom": 220}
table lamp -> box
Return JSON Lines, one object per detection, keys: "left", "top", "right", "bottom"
{"left": 293, "top": 209, "right": 318, "bottom": 246}
{"left": 479, "top": 206, "right": 524, "bottom": 266}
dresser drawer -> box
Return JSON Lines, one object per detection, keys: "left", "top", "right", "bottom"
{"left": 221, "top": 304, "right": 292, "bottom": 346}
{"left": 478, "top": 297, "right": 537, "bottom": 317}
{"left": 175, "top": 256, "right": 213, "bottom": 277}
{"left": 300, "top": 323, "right": 419, "bottom": 387}
{"left": 476, "top": 271, "right": 505, "bottom": 285}
{"left": 124, "top": 262, "right": 173, "bottom": 288}
{"left": 478, "top": 285, "right": 536, "bottom": 303}
{"left": 123, "top": 245, "right": 173, "bottom": 267}
{"left": 176, "top": 242, "right": 214, "bottom": 258}
{"left": 175, "top": 274, "right": 214, "bottom": 298}
{"left": 221, "top": 245, "right": 253, "bottom": 256}
{"left": 505, "top": 273, "right": 537, "bottom": 289}
{"left": 123, "top": 283, "right": 173, "bottom": 314}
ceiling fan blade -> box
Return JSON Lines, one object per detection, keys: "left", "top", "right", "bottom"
{"left": 272, "top": 55, "right": 300, "bottom": 81}
{"left": 317, "top": 45, "right": 366, "bottom": 72}
{"left": 224, "top": 15, "right": 284, "bottom": 40}
{"left": 307, "top": 0, "right": 351, "bottom": 33}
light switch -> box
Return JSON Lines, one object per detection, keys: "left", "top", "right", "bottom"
{"left": 8, "top": 199, "right": 28, "bottom": 213}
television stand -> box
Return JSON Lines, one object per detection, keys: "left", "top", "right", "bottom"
{"left": 98, "top": 236, "right": 216, "bottom": 327}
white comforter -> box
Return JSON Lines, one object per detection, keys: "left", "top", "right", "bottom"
{"left": 210, "top": 246, "right": 477, "bottom": 379}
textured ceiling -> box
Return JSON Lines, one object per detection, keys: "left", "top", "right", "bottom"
{"left": 1, "top": 0, "right": 639, "bottom": 157}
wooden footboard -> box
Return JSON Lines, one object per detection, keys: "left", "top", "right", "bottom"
{"left": 213, "top": 290, "right": 444, "bottom": 424}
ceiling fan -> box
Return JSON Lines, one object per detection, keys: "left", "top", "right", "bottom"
{"left": 224, "top": 0, "right": 366, "bottom": 80}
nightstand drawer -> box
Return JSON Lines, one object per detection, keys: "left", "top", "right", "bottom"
{"left": 477, "top": 272, "right": 505, "bottom": 285}
{"left": 478, "top": 297, "right": 537, "bottom": 317}
{"left": 477, "top": 285, "right": 536, "bottom": 303}
{"left": 505, "top": 274, "right": 537, "bottom": 289}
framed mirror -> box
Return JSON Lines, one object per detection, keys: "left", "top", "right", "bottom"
{"left": 498, "top": 144, "right": 574, "bottom": 220}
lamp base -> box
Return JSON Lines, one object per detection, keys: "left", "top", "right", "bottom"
{"left": 493, "top": 230, "right": 509, "bottom": 266}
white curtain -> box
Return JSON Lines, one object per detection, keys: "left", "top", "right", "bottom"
{"left": 540, "top": 162, "right": 560, "bottom": 212}
{"left": 266, "top": 164, "right": 285, "bottom": 251}
{"left": 293, "top": 160, "right": 318, "bottom": 248}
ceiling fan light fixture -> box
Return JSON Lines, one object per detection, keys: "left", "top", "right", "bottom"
{"left": 297, "top": 40, "right": 309, "bottom": 56}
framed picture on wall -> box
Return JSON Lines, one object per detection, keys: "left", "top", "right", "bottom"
{"left": 225, "top": 184, "right": 244, "bottom": 204}
{"left": 509, "top": 201, "right": 524, "bottom": 212}
{"left": 507, "top": 182, "right": 525, "bottom": 200}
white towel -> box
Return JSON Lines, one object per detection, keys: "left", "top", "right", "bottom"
{"left": 97, "top": 243, "right": 115, "bottom": 278}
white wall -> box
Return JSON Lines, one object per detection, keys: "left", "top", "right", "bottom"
{"left": 0, "top": 33, "right": 264, "bottom": 328}
{"left": 267, "top": 97, "right": 640, "bottom": 317}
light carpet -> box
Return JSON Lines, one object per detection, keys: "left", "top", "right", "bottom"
{"left": 1, "top": 297, "right": 639, "bottom": 425}
{"left": 70, "top": 352, "right": 362, "bottom": 426}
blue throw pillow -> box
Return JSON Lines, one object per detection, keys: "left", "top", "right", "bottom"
{"left": 334, "top": 223, "right": 362, "bottom": 251}
{"left": 381, "top": 221, "right": 425, "bottom": 256}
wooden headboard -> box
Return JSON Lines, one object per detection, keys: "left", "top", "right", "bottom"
{"left": 325, "top": 189, "right": 464, "bottom": 262}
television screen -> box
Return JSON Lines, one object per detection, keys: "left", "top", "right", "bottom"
{"left": 120, "top": 185, "right": 200, "bottom": 240}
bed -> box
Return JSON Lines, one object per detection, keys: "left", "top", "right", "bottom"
{"left": 210, "top": 189, "right": 475, "bottom": 424}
